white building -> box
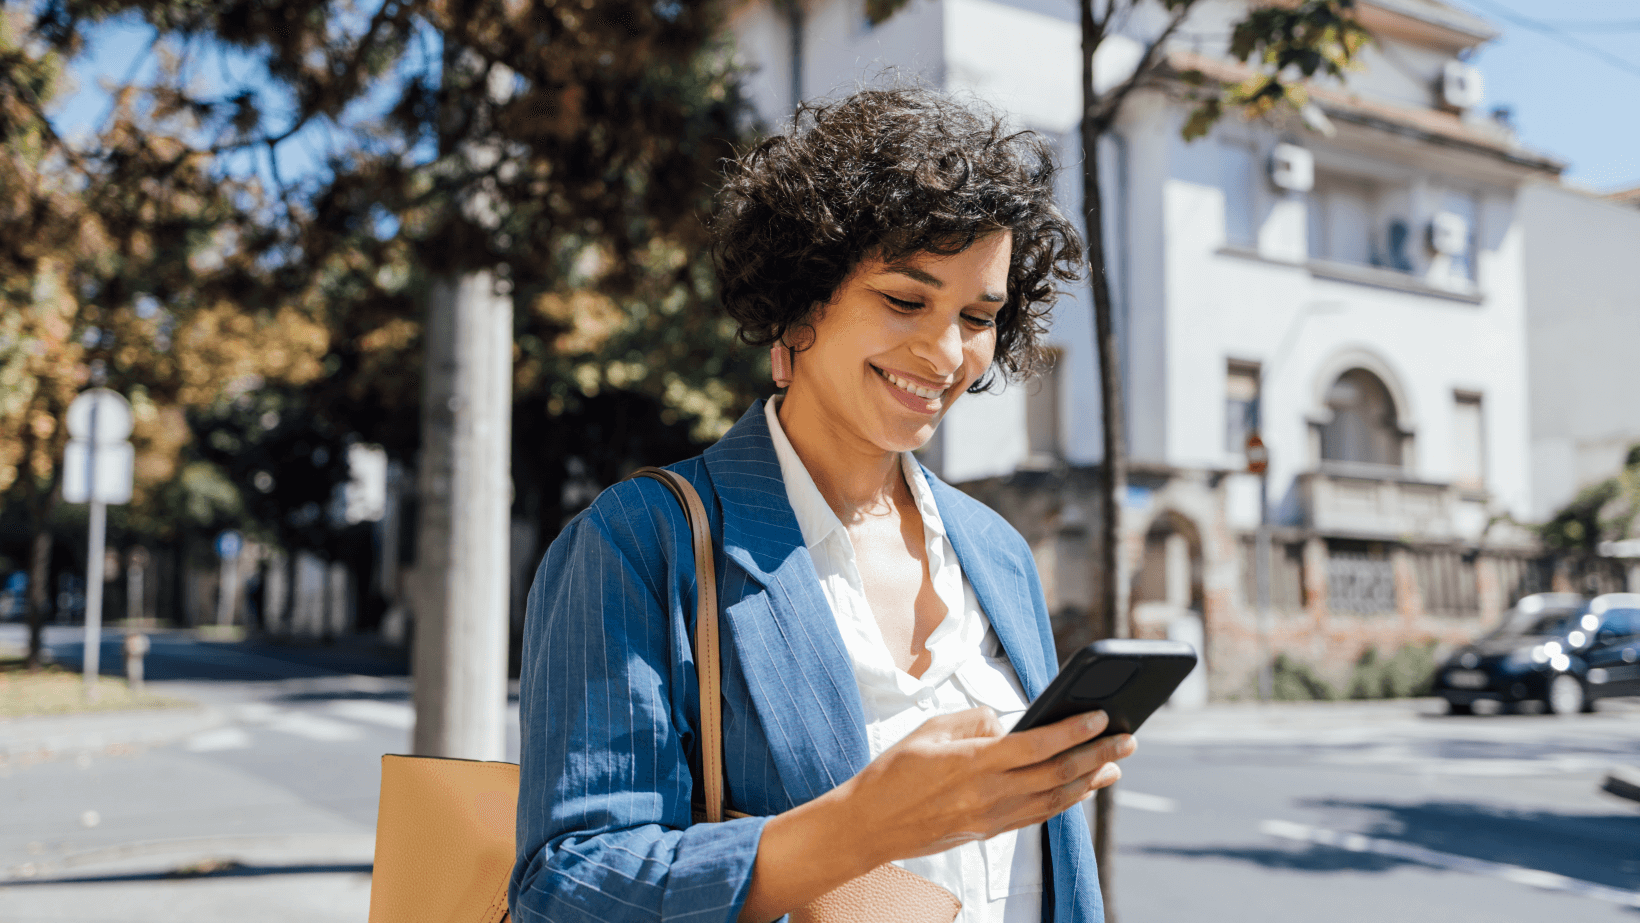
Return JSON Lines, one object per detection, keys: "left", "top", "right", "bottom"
{"left": 1520, "top": 183, "right": 1640, "bottom": 521}
{"left": 729, "top": 0, "right": 1564, "bottom": 695}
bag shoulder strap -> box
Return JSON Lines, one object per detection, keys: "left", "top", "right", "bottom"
{"left": 626, "top": 467, "right": 726, "bottom": 823}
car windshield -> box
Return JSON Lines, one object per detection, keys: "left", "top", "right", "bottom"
{"left": 1495, "top": 608, "right": 1584, "bottom": 638}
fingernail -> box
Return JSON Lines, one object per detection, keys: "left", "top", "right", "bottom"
{"left": 1083, "top": 711, "right": 1106, "bottom": 733}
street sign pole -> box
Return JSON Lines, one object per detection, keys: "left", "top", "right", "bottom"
{"left": 1246, "top": 431, "right": 1273, "bottom": 702}
{"left": 215, "top": 531, "right": 243, "bottom": 628}
{"left": 65, "top": 388, "right": 134, "bottom": 700}
{"left": 82, "top": 398, "right": 104, "bottom": 697}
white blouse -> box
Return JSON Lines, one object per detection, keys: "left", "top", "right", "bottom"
{"left": 765, "top": 399, "right": 1044, "bottom": 923}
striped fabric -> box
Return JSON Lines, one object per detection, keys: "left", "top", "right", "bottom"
{"left": 510, "top": 400, "right": 1104, "bottom": 922}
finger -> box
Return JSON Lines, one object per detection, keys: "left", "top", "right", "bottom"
{"left": 1019, "top": 760, "right": 1121, "bottom": 825}
{"left": 992, "top": 709, "right": 1109, "bottom": 768}
{"left": 1008, "top": 733, "right": 1134, "bottom": 795}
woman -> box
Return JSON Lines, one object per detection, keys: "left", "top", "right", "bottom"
{"left": 511, "top": 88, "right": 1136, "bottom": 923}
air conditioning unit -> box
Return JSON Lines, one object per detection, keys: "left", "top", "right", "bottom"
{"left": 1269, "top": 143, "right": 1314, "bottom": 193}
{"left": 1429, "top": 210, "right": 1470, "bottom": 256}
{"left": 1442, "top": 61, "right": 1484, "bottom": 110}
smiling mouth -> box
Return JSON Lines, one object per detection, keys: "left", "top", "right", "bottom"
{"left": 873, "top": 365, "right": 949, "bottom": 400}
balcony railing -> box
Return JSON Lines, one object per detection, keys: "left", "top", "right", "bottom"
{"left": 1297, "top": 464, "right": 1477, "bottom": 541}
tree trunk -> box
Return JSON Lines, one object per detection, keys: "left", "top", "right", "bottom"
{"left": 26, "top": 527, "right": 51, "bottom": 671}
{"left": 1081, "top": 1, "right": 1129, "bottom": 917}
{"left": 410, "top": 271, "right": 513, "bottom": 760}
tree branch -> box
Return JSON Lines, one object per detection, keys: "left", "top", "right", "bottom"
{"left": 1089, "top": 1, "right": 1196, "bottom": 129}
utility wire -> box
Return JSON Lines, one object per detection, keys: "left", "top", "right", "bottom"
{"left": 1534, "top": 18, "right": 1640, "bottom": 32}
{"left": 1460, "top": 0, "right": 1640, "bottom": 80}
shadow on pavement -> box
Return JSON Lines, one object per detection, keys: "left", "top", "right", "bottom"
{"left": 1301, "top": 798, "right": 1640, "bottom": 891}
{"left": 48, "top": 632, "right": 409, "bottom": 683}
{"left": 1135, "top": 842, "right": 1414, "bottom": 873}
{"left": 1139, "top": 798, "right": 1640, "bottom": 893}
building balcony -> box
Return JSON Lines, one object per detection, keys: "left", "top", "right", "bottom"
{"left": 1297, "top": 464, "right": 1482, "bottom": 541}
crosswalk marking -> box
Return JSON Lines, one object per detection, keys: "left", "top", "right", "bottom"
{"left": 266, "top": 712, "right": 362, "bottom": 742}
{"left": 184, "top": 728, "right": 252, "bottom": 752}
{"left": 328, "top": 699, "right": 414, "bottom": 730}
{"left": 1115, "top": 790, "right": 1179, "bottom": 813}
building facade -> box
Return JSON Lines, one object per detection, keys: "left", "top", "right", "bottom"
{"left": 1520, "top": 182, "right": 1640, "bottom": 522}
{"left": 729, "top": 0, "right": 1565, "bottom": 697}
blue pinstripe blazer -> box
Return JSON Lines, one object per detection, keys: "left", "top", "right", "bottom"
{"left": 510, "top": 400, "right": 1104, "bottom": 922}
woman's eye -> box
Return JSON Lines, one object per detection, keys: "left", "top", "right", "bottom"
{"left": 884, "top": 295, "right": 923, "bottom": 311}
{"left": 963, "top": 314, "right": 997, "bottom": 329}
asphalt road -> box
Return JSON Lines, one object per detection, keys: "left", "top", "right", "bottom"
{"left": 3, "top": 625, "right": 1637, "bottom": 922}
{"left": 1113, "top": 700, "right": 1640, "bottom": 921}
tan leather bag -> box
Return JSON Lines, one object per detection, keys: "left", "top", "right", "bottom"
{"left": 366, "top": 467, "right": 958, "bottom": 923}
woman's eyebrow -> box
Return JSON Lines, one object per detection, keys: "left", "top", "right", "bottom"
{"left": 884, "top": 265, "right": 1005, "bottom": 303}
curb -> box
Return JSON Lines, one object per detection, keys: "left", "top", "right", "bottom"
{"left": 1, "top": 833, "right": 377, "bottom": 884}
{"left": 0, "top": 705, "right": 228, "bottom": 761}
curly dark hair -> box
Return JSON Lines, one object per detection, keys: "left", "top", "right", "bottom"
{"left": 712, "top": 87, "right": 1085, "bottom": 391}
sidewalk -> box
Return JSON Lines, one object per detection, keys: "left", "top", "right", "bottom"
{"left": 0, "top": 628, "right": 394, "bottom": 923}
{"left": 0, "top": 833, "right": 375, "bottom": 923}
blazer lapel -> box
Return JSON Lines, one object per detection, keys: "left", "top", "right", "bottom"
{"left": 925, "top": 472, "right": 1052, "bottom": 700}
{"left": 703, "top": 402, "right": 871, "bottom": 805}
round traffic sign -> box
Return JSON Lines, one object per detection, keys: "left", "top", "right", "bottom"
{"left": 216, "top": 530, "right": 243, "bottom": 560}
{"left": 66, "top": 389, "right": 134, "bottom": 443}
{"left": 1245, "top": 432, "right": 1269, "bottom": 475}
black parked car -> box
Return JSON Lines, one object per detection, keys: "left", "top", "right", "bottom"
{"left": 1434, "top": 592, "right": 1640, "bottom": 715}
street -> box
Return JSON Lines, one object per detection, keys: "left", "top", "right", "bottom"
{"left": 1119, "top": 701, "right": 1640, "bottom": 921}
{"left": 2, "top": 625, "right": 1637, "bottom": 922}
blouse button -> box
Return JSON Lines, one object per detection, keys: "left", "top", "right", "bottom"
{"left": 915, "top": 690, "right": 936, "bottom": 710}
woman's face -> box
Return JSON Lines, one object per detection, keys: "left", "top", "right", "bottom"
{"left": 786, "top": 231, "right": 1011, "bottom": 454}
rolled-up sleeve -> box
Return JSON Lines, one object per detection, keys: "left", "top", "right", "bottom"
{"left": 509, "top": 497, "right": 769, "bottom": 923}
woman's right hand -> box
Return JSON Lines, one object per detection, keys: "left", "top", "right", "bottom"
{"left": 738, "top": 708, "right": 1134, "bottom": 922}
{"left": 834, "top": 707, "right": 1136, "bottom": 861}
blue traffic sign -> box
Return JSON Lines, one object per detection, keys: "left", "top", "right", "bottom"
{"left": 215, "top": 530, "right": 243, "bottom": 560}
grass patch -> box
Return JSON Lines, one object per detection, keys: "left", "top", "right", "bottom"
{"left": 0, "top": 660, "right": 190, "bottom": 719}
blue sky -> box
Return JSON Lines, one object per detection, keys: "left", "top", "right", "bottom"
{"left": 48, "top": 1, "right": 1640, "bottom": 193}
{"left": 1449, "top": 0, "right": 1640, "bottom": 192}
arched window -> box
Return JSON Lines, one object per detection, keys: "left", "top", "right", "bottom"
{"left": 1320, "top": 369, "right": 1402, "bottom": 467}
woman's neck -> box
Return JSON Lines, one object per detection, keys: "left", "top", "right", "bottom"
{"left": 776, "top": 393, "right": 905, "bottom": 524}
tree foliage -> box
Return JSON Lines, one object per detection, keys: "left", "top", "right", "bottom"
{"left": 1540, "top": 445, "right": 1640, "bottom": 552}
{"left": 3, "top": 0, "right": 765, "bottom": 571}
{"left": 1179, "top": 0, "right": 1372, "bottom": 140}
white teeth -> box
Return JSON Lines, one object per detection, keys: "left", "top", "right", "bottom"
{"left": 881, "top": 369, "right": 945, "bottom": 400}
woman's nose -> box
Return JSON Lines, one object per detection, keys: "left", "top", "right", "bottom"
{"left": 910, "top": 315, "right": 964, "bottom": 375}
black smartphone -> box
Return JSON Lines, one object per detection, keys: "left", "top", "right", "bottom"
{"left": 1009, "top": 639, "right": 1198, "bottom": 737}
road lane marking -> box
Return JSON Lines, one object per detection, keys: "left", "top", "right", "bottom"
{"left": 328, "top": 699, "right": 414, "bottom": 730}
{"left": 266, "top": 712, "right": 362, "bottom": 742}
{"left": 183, "top": 728, "right": 252, "bottom": 752}
{"left": 1260, "top": 819, "right": 1640, "bottom": 908}
{"left": 1115, "top": 790, "right": 1179, "bottom": 813}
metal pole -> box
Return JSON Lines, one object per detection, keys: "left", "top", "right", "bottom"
{"left": 127, "top": 549, "right": 145, "bottom": 626}
{"left": 83, "top": 398, "right": 104, "bottom": 697}
{"left": 216, "top": 552, "right": 238, "bottom": 627}
{"left": 1256, "top": 470, "right": 1273, "bottom": 701}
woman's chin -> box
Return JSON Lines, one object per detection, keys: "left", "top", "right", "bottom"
{"left": 872, "top": 416, "right": 941, "bottom": 455}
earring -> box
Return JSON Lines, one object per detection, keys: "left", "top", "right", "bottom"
{"left": 770, "top": 343, "right": 793, "bottom": 389}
